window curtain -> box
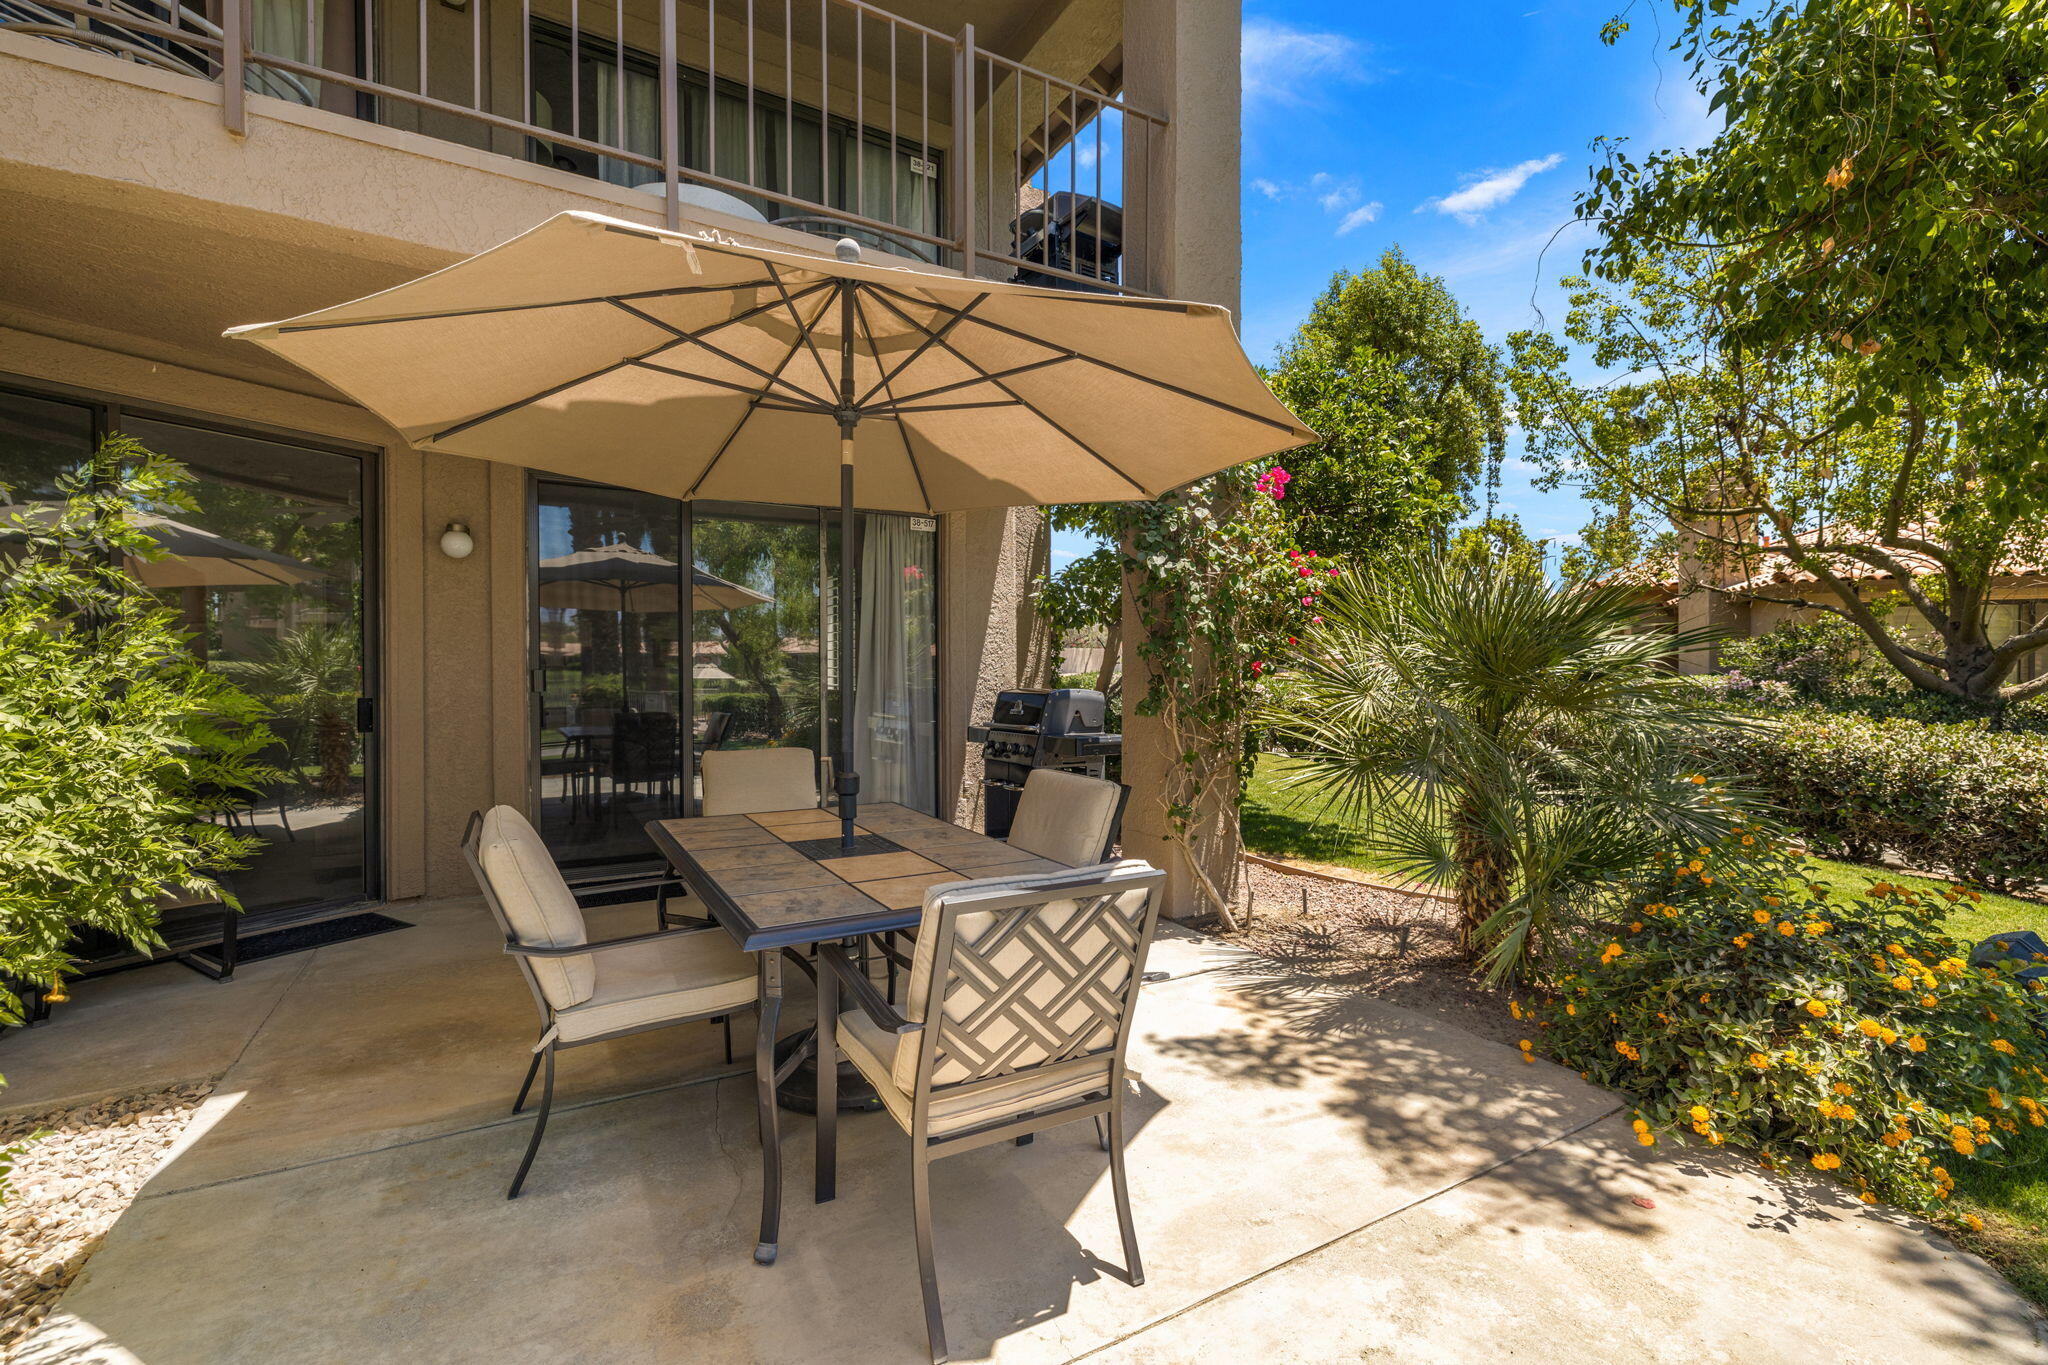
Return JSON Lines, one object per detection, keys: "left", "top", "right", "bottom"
{"left": 854, "top": 514, "right": 937, "bottom": 813}
{"left": 595, "top": 61, "right": 661, "bottom": 187}
{"left": 250, "top": 0, "right": 321, "bottom": 103}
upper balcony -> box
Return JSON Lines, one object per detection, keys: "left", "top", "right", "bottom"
{"left": 1, "top": 0, "right": 1167, "bottom": 293}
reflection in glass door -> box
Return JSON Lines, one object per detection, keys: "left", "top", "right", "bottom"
{"left": 533, "top": 481, "right": 688, "bottom": 870}
{"left": 689, "top": 506, "right": 826, "bottom": 783}
{"left": 119, "top": 415, "right": 373, "bottom": 914}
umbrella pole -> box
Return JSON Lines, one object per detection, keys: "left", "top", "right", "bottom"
{"left": 836, "top": 420, "right": 859, "bottom": 850}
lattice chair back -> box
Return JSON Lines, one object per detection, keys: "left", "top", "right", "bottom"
{"left": 902, "top": 861, "right": 1165, "bottom": 1130}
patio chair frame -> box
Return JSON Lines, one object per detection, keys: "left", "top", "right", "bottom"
{"left": 460, "top": 810, "right": 755, "bottom": 1199}
{"left": 818, "top": 862, "right": 1166, "bottom": 1364}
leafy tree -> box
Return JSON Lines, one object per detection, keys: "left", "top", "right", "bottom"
{"left": 1266, "top": 554, "right": 1745, "bottom": 982}
{"left": 1509, "top": 251, "right": 2048, "bottom": 707}
{"left": 1583, "top": 0, "right": 2048, "bottom": 450}
{"left": 1035, "top": 506, "right": 1123, "bottom": 694}
{"left": 1267, "top": 249, "right": 1509, "bottom": 561}
{"left": 0, "top": 439, "right": 271, "bottom": 1025}
{"left": 225, "top": 624, "right": 359, "bottom": 795}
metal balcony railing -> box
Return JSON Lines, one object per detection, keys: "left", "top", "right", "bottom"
{"left": 5, "top": 0, "right": 1167, "bottom": 294}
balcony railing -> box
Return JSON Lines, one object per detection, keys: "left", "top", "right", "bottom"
{"left": 5, "top": 0, "right": 1168, "bottom": 294}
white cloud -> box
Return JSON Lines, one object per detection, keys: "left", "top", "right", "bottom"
{"left": 1335, "top": 201, "right": 1383, "bottom": 235}
{"left": 1251, "top": 177, "right": 1283, "bottom": 200}
{"left": 1318, "top": 187, "right": 1354, "bottom": 213}
{"left": 1420, "top": 153, "right": 1564, "bottom": 224}
{"left": 1242, "top": 18, "right": 1368, "bottom": 110}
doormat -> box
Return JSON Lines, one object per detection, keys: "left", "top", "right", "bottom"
{"left": 189, "top": 912, "right": 413, "bottom": 969}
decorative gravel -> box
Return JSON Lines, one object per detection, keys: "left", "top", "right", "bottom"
{"left": 1228, "top": 861, "right": 1521, "bottom": 1046}
{"left": 0, "top": 1084, "right": 212, "bottom": 1356}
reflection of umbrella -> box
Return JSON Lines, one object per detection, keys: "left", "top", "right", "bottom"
{"left": 228, "top": 210, "right": 1313, "bottom": 848}
{"left": 0, "top": 503, "right": 324, "bottom": 588}
{"left": 536, "top": 541, "right": 771, "bottom": 613}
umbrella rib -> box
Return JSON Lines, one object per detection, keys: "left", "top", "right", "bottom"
{"left": 607, "top": 296, "right": 836, "bottom": 409}
{"left": 851, "top": 292, "right": 934, "bottom": 514}
{"left": 865, "top": 354, "right": 1073, "bottom": 411}
{"left": 626, "top": 360, "right": 830, "bottom": 407}
{"left": 863, "top": 289, "right": 1151, "bottom": 498}
{"left": 868, "top": 281, "right": 1311, "bottom": 437}
{"left": 684, "top": 284, "right": 841, "bottom": 500}
{"left": 764, "top": 262, "right": 838, "bottom": 402}
{"left": 271, "top": 281, "right": 785, "bottom": 334}
{"left": 851, "top": 293, "right": 986, "bottom": 410}
{"left": 426, "top": 284, "right": 834, "bottom": 443}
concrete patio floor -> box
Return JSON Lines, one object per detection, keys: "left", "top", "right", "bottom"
{"left": 4, "top": 896, "right": 2042, "bottom": 1364}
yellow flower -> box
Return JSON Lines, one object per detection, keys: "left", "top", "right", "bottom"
{"left": 1906, "top": 1035, "right": 1927, "bottom": 1053}
{"left": 1992, "top": 1039, "right": 2017, "bottom": 1055}
{"left": 1811, "top": 1152, "right": 1842, "bottom": 1171}
{"left": 1631, "top": 1117, "right": 1649, "bottom": 1133}
{"left": 1832, "top": 1082, "right": 1855, "bottom": 1097}
{"left": 1806, "top": 921, "right": 1830, "bottom": 935}
{"left": 1708, "top": 1130, "right": 1725, "bottom": 1145}
{"left": 1509, "top": 1000, "right": 1523, "bottom": 1020}
{"left": 1748, "top": 1052, "right": 1772, "bottom": 1070}
{"left": 1817, "top": 1100, "right": 1839, "bottom": 1118}
{"left": 1804, "top": 1001, "right": 1829, "bottom": 1018}
{"left": 1921, "top": 994, "right": 1939, "bottom": 1008}
{"left": 1857, "top": 1019, "right": 1883, "bottom": 1038}
{"left": 1637, "top": 1131, "right": 1656, "bottom": 1147}
{"left": 1733, "top": 934, "right": 1753, "bottom": 949}
{"left": 1518, "top": 1038, "right": 1533, "bottom": 1051}
{"left": 1777, "top": 921, "right": 1796, "bottom": 937}
{"left": 1860, "top": 1191, "right": 1878, "bottom": 1205}
{"left": 1566, "top": 1002, "right": 1578, "bottom": 1016}
{"left": 1878, "top": 1027, "right": 1899, "bottom": 1046}
{"left": 1892, "top": 977, "right": 1913, "bottom": 991}
{"left": 1687, "top": 860, "right": 1703, "bottom": 873}
{"left": 1953, "top": 1135, "right": 1977, "bottom": 1156}
{"left": 1764, "top": 895, "right": 1783, "bottom": 907}
{"left": 1689, "top": 1104, "right": 1710, "bottom": 1122}
{"left": 1614, "top": 1040, "right": 1639, "bottom": 1061}
{"left": 1964, "top": 1214, "right": 1985, "bottom": 1232}
{"left": 1752, "top": 910, "right": 1772, "bottom": 924}
{"left": 1600, "top": 942, "right": 1624, "bottom": 964}
{"left": 1886, "top": 944, "right": 1907, "bottom": 956}
{"left": 1688, "top": 774, "right": 1705, "bottom": 785}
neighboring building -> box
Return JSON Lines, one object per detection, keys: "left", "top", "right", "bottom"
{"left": 0, "top": 0, "right": 1241, "bottom": 920}
{"left": 1633, "top": 524, "right": 2048, "bottom": 681}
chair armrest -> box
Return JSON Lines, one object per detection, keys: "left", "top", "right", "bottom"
{"left": 817, "top": 942, "right": 919, "bottom": 1036}
{"left": 506, "top": 925, "right": 722, "bottom": 959}
{"left": 570, "top": 873, "right": 689, "bottom": 905}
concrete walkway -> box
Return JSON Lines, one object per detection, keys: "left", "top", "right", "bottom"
{"left": 5, "top": 898, "right": 2041, "bottom": 1364}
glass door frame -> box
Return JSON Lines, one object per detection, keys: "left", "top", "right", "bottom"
{"left": 525, "top": 476, "right": 944, "bottom": 879}
{"left": 0, "top": 371, "right": 386, "bottom": 915}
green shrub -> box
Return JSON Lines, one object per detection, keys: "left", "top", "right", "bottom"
{"left": 1522, "top": 835, "right": 2048, "bottom": 1214}
{"left": 0, "top": 440, "right": 271, "bottom": 1025}
{"left": 1719, "top": 617, "right": 1873, "bottom": 702}
{"left": 1715, "top": 713, "right": 2048, "bottom": 891}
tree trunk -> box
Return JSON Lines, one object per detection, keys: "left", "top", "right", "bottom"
{"left": 1094, "top": 617, "right": 1120, "bottom": 695}
{"left": 1451, "top": 796, "right": 1508, "bottom": 959}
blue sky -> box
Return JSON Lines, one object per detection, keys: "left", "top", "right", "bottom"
{"left": 1051, "top": 0, "right": 1718, "bottom": 571}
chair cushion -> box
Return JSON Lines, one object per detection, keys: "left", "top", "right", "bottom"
{"left": 1005, "top": 770, "right": 1121, "bottom": 866}
{"left": 897, "top": 860, "right": 1150, "bottom": 1093}
{"left": 700, "top": 747, "right": 821, "bottom": 816}
{"left": 837, "top": 1010, "right": 1112, "bottom": 1137}
{"left": 553, "top": 926, "right": 757, "bottom": 1043}
{"left": 479, "top": 806, "right": 593, "bottom": 1009}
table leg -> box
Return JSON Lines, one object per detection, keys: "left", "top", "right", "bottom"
{"left": 815, "top": 941, "right": 838, "bottom": 1204}
{"left": 754, "top": 950, "right": 783, "bottom": 1266}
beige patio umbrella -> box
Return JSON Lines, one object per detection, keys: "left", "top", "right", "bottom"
{"left": 537, "top": 542, "right": 774, "bottom": 613}
{"left": 227, "top": 210, "right": 1312, "bottom": 844}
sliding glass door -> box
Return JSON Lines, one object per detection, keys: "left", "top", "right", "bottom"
{"left": 0, "top": 386, "right": 376, "bottom": 916}
{"left": 534, "top": 486, "right": 938, "bottom": 875}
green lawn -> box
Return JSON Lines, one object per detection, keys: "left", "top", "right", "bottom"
{"left": 1241, "top": 751, "right": 2048, "bottom": 1301}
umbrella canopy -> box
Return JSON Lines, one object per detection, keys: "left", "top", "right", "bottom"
{"left": 223, "top": 211, "right": 1313, "bottom": 513}
{"left": 227, "top": 210, "right": 1312, "bottom": 846}
{"left": 538, "top": 541, "right": 773, "bottom": 613}
{"left": 0, "top": 503, "right": 325, "bottom": 588}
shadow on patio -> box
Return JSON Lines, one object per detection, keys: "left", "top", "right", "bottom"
{"left": 4, "top": 909, "right": 2041, "bottom": 1363}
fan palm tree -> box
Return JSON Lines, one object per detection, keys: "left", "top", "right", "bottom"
{"left": 1263, "top": 554, "right": 1751, "bottom": 983}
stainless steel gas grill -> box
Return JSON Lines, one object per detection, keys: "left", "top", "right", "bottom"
{"left": 969, "top": 688, "right": 1124, "bottom": 838}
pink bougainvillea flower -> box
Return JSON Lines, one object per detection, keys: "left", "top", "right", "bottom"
{"left": 1298, "top": 566, "right": 1312, "bottom": 577}
{"left": 1327, "top": 567, "right": 1339, "bottom": 576}
{"left": 1312, "top": 615, "right": 1323, "bottom": 624}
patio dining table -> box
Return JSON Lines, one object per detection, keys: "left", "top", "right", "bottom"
{"left": 644, "top": 803, "right": 1069, "bottom": 1266}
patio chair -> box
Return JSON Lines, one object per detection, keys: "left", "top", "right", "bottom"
{"left": 1004, "top": 769, "right": 1128, "bottom": 866}
{"left": 817, "top": 859, "right": 1167, "bottom": 1364}
{"left": 699, "top": 745, "right": 821, "bottom": 816}
{"left": 462, "top": 806, "right": 758, "bottom": 1199}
